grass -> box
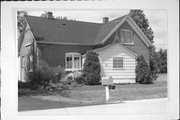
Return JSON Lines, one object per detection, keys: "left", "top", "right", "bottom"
{"left": 65, "top": 74, "right": 167, "bottom": 102}
{"left": 68, "top": 79, "right": 167, "bottom": 102}
{"left": 18, "top": 74, "right": 167, "bottom": 111}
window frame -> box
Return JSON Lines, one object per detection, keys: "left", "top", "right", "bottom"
{"left": 112, "top": 57, "right": 124, "bottom": 69}
{"left": 120, "top": 29, "right": 133, "bottom": 45}
{"left": 65, "top": 52, "right": 82, "bottom": 71}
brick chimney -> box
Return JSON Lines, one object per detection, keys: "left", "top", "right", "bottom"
{"left": 103, "top": 17, "right": 109, "bottom": 24}
{"left": 46, "top": 12, "right": 53, "bottom": 19}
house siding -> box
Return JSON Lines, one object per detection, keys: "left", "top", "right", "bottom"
{"left": 38, "top": 43, "right": 95, "bottom": 67}
{"left": 104, "top": 21, "right": 150, "bottom": 65}
{"left": 99, "top": 44, "right": 136, "bottom": 84}
{"left": 19, "top": 23, "right": 35, "bottom": 81}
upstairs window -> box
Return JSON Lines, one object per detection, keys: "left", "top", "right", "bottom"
{"left": 120, "top": 29, "right": 133, "bottom": 44}
{"left": 113, "top": 57, "right": 124, "bottom": 69}
{"left": 65, "top": 52, "right": 82, "bottom": 71}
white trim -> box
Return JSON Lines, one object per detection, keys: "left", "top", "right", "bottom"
{"left": 65, "top": 52, "right": 82, "bottom": 71}
{"left": 97, "top": 43, "right": 138, "bottom": 56}
{"left": 120, "top": 29, "right": 134, "bottom": 44}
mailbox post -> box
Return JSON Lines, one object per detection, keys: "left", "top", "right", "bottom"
{"left": 105, "top": 85, "right": 109, "bottom": 101}
{"left": 102, "top": 76, "right": 114, "bottom": 101}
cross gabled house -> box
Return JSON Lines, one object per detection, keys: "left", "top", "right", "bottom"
{"left": 18, "top": 12, "right": 152, "bottom": 83}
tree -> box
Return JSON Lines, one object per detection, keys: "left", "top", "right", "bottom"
{"left": 17, "top": 11, "right": 27, "bottom": 55}
{"left": 129, "top": 10, "right": 154, "bottom": 43}
{"left": 17, "top": 11, "right": 27, "bottom": 32}
{"left": 156, "top": 49, "right": 167, "bottom": 73}
{"left": 129, "top": 10, "right": 158, "bottom": 81}
{"left": 82, "top": 50, "right": 101, "bottom": 85}
{"left": 136, "top": 55, "right": 152, "bottom": 84}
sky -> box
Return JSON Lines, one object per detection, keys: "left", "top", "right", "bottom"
{"left": 28, "top": 9, "right": 167, "bottom": 51}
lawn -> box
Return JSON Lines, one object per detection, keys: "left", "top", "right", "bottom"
{"left": 18, "top": 74, "right": 167, "bottom": 111}
{"left": 68, "top": 75, "right": 167, "bottom": 102}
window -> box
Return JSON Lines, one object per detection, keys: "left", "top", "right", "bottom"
{"left": 120, "top": 29, "right": 133, "bottom": 44}
{"left": 113, "top": 57, "right": 124, "bottom": 69}
{"left": 65, "top": 52, "right": 81, "bottom": 71}
{"left": 66, "top": 55, "right": 72, "bottom": 69}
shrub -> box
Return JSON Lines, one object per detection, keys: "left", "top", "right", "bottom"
{"left": 28, "top": 69, "right": 42, "bottom": 89}
{"left": 149, "top": 47, "right": 159, "bottom": 81}
{"left": 82, "top": 50, "right": 101, "bottom": 85}
{"left": 64, "top": 71, "right": 84, "bottom": 87}
{"left": 51, "top": 66, "right": 66, "bottom": 82}
{"left": 74, "top": 75, "right": 84, "bottom": 85}
{"left": 27, "top": 59, "right": 55, "bottom": 89}
{"left": 136, "top": 55, "right": 153, "bottom": 84}
{"left": 45, "top": 81, "right": 69, "bottom": 91}
{"left": 18, "top": 81, "right": 31, "bottom": 89}
{"left": 65, "top": 73, "right": 74, "bottom": 85}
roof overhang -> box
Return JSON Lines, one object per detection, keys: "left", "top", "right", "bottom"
{"left": 82, "top": 43, "right": 138, "bottom": 58}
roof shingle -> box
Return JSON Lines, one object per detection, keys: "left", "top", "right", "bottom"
{"left": 26, "top": 15, "right": 127, "bottom": 45}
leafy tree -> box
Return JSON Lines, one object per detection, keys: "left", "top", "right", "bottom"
{"left": 17, "top": 11, "right": 27, "bottom": 55}
{"left": 136, "top": 55, "right": 153, "bottom": 84}
{"left": 17, "top": 11, "right": 27, "bottom": 32}
{"left": 129, "top": 10, "right": 154, "bottom": 43}
{"left": 129, "top": 9, "right": 158, "bottom": 81}
{"left": 157, "top": 49, "right": 167, "bottom": 73}
{"left": 82, "top": 50, "right": 101, "bottom": 85}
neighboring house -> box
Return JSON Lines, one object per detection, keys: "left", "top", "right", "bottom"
{"left": 18, "top": 12, "right": 152, "bottom": 83}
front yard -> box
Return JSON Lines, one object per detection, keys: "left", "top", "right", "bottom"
{"left": 18, "top": 74, "right": 167, "bottom": 111}
{"left": 68, "top": 78, "right": 167, "bottom": 102}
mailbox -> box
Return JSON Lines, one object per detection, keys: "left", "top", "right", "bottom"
{"left": 102, "top": 76, "right": 114, "bottom": 86}
{"left": 109, "top": 85, "right": 116, "bottom": 90}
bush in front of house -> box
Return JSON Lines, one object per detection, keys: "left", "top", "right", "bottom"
{"left": 136, "top": 55, "right": 153, "bottom": 84}
{"left": 64, "top": 71, "right": 84, "bottom": 87}
{"left": 74, "top": 75, "right": 84, "bottom": 85}
{"left": 28, "top": 59, "right": 55, "bottom": 89}
{"left": 82, "top": 50, "right": 101, "bottom": 85}
{"left": 51, "top": 66, "right": 66, "bottom": 82}
{"left": 18, "top": 81, "right": 31, "bottom": 89}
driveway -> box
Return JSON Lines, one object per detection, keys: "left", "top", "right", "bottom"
{"left": 19, "top": 98, "right": 168, "bottom": 119}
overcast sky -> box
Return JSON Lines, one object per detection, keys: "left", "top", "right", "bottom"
{"left": 28, "top": 10, "right": 167, "bottom": 51}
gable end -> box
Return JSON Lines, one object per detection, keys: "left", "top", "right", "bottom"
{"left": 100, "top": 15, "right": 152, "bottom": 47}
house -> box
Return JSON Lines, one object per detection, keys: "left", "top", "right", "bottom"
{"left": 18, "top": 12, "right": 152, "bottom": 83}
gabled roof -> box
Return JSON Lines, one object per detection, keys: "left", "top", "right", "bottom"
{"left": 92, "top": 43, "right": 138, "bottom": 56}
{"left": 25, "top": 14, "right": 152, "bottom": 47}
{"left": 94, "top": 15, "right": 127, "bottom": 44}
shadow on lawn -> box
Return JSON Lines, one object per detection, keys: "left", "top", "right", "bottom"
{"left": 18, "top": 89, "right": 71, "bottom": 97}
{"left": 18, "top": 95, "right": 124, "bottom": 112}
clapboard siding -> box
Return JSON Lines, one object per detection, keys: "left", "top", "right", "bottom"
{"left": 104, "top": 73, "right": 136, "bottom": 77}
{"left": 101, "top": 59, "right": 135, "bottom": 63}
{"left": 99, "top": 44, "right": 136, "bottom": 83}
{"left": 102, "top": 69, "right": 135, "bottom": 73}
{"left": 113, "top": 79, "right": 136, "bottom": 84}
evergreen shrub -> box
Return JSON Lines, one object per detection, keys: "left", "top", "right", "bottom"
{"left": 136, "top": 55, "right": 153, "bottom": 84}
{"left": 82, "top": 50, "right": 101, "bottom": 85}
